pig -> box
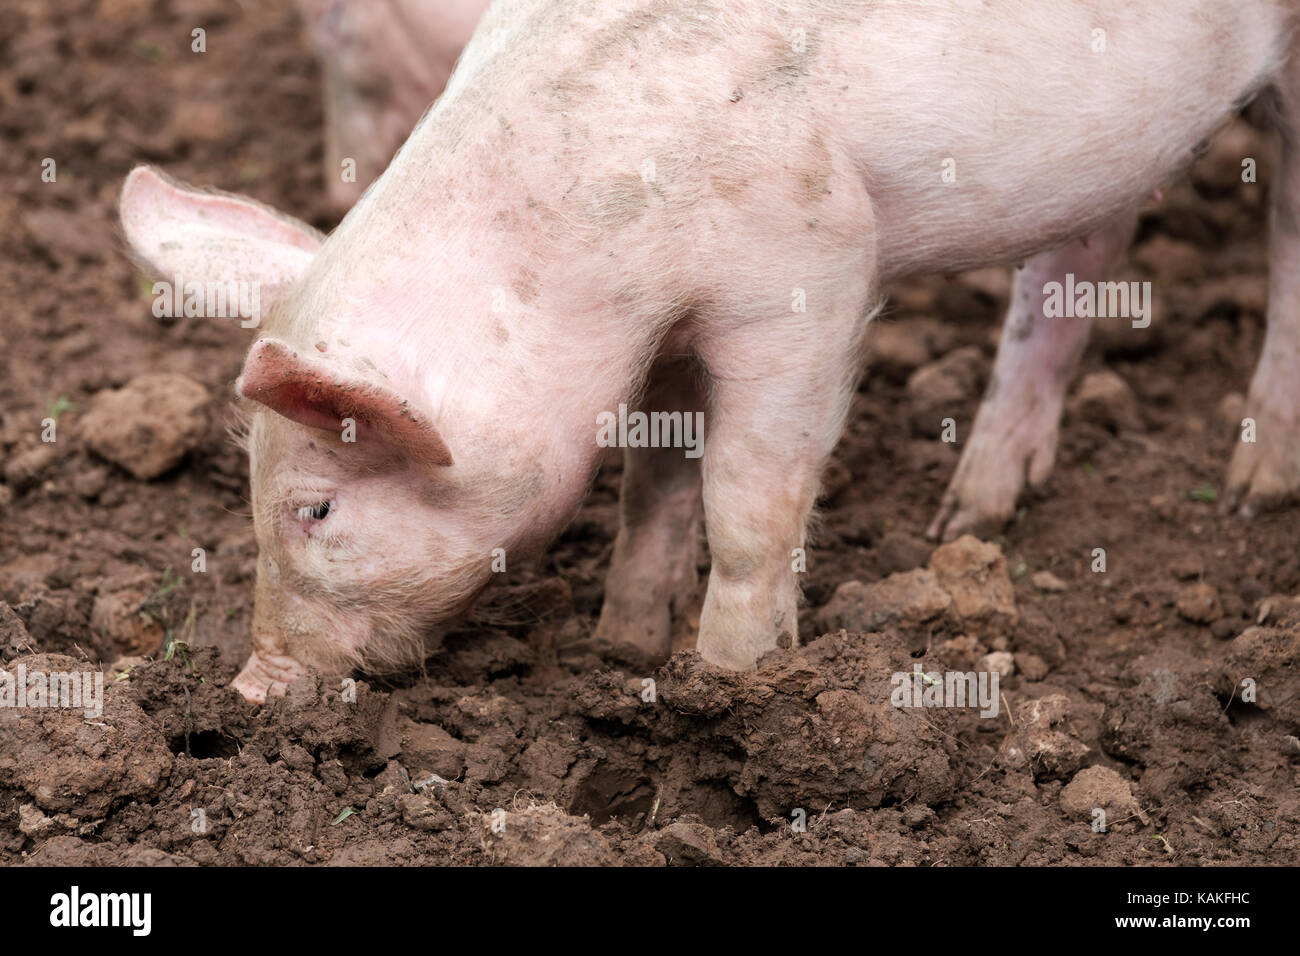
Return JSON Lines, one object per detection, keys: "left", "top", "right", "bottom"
{"left": 296, "top": 0, "right": 491, "bottom": 214}
{"left": 119, "top": 0, "right": 1300, "bottom": 702}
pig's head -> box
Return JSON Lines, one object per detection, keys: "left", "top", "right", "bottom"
{"left": 119, "top": 166, "right": 497, "bottom": 702}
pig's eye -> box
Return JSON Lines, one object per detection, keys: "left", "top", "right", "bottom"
{"left": 296, "top": 501, "right": 332, "bottom": 522}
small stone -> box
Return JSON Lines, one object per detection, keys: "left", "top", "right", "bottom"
{"left": 1031, "top": 570, "right": 1068, "bottom": 592}
{"left": 3, "top": 444, "right": 58, "bottom": 491}
{"left": 978, "top": 651, "right": 1015, "bottom": 679}
{"left": 1067, "top": 370, "right": 1142, "bottom": 433}
{"left": 1168, "top": 556, "right": 1205, "bottom": 581}
{"left": 71, "top": 465, "right": 110, "bottom": 501}
{"left": 1217, "top": 393, "right": 1247, "bottom": 433}
{"left": 1176, "top": 582, "right": 1222, "bottom": 624}
{"left": 653, "top": 821, "right": 723, "bottom": 866}
{"left": 1015, "top": 652, "right": 1050, "bottom": 682}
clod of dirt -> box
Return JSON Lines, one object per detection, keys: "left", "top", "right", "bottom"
{"left": 399, "top": 717, "right": 467, "bottom": 781}
{"left": 1217, "top": 392, "right": 1247, "bottom": 432}
{"left": 476, "top": 803, "right": 616, "bottom": 866}
{"left": 1067, "top": 370, "right": 1142, "bottom": 433}
{"left": 814, "top": 569, "right": 954, "bottom": 635}
{"left": 935, "top": 634, "right": 986, "bottom": 670}
{"left": 928, "top": 535, "right": 1018, "bottom": 641}
{"left": 0, "top": 653, "right": 172, "bottom": 819}
{"left": 89, "top": 573, "right": 165, "bottom": 655}
{"left": 657, "top": 635, "right": 960, "bottom": 818}
{"left": 1168, "top": 555, "right": 1205, "bottom": 581}
{"left": 1255, "top": 593, "right": 1300, "bottom": 626}
{"left": 1059, "top": 765, "right": 1148, "bottom": 826}
{"left": 1176, "top": 582, "right": 1222, "bottom": 625}
{"left": 1015, "top": 653, "right": 1051, "bottom": 682}
{"left": 2, "top": 443, "right": 59, "bottom": 492}
{"left": 653, "top": 820, "right": 723, "bottom": 866}
{"left": 1015, "top": 607, "right": 1067, "bottom": 668}
{"left": 252, "top": 674, "right": 401, "bottom": 776}
{"left": 1214, "top": 623, "right": 1300, "bottom": 728}
{"left": 905, "top": 345, "right": 985, "bottom": 437}
{"left": 1101, "top": 650, "right": 1231, "bottom": 792}
{"left": 1, "top": 604, "right": 34, "bottom": 662}
{"left": 79, "top": 373, "right": 209, "bottom": 480}
{"left": 1003, "top": 695, "right": 1090, "bottom": 780}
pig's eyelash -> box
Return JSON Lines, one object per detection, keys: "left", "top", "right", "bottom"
{"left": 296, "top": 501, "right": 332, "bottom": 522}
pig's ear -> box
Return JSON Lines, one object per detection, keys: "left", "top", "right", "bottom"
{"left": 119, "top": 165, "right": 323, "bottom": 308}
{"left": 237, "top": 337, "right": 454, "bottom": 467}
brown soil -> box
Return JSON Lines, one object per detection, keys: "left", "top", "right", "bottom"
{"left": 2, "top": 0, "right": 1298, "bottom": 866}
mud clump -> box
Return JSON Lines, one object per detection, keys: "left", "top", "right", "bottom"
{"left": 80, "top": 373, "right": 209, "bottom": 480}
{"left": 1214, "top": 623, "right": 1300, "bottom": 730}
{"left": 651, "top": 633, "right": 960, "bottom": 819}
{"left": 1001, "top": 695, "right": 1090, "bottom": 780}
{"left": 1101, "top": 650, "right": 1232, "bottom": 794}
{"left": 475, "top": 803, "right": 617, "bottom": 866}
{"left": 1059, "top": 765, "right": 1148, "bottom": 827}
{"left": 0, "top": 653, "right": 172, "bottom": 819}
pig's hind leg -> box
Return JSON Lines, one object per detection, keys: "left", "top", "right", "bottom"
{"left": 927, "top": 213, "right": 1137, "bottom": 542}
{"left": 591, "top": 357, "right": 706, "bottom": 661}
{"left": 1225, "top": 56, "right": 1300, "bottom": 515}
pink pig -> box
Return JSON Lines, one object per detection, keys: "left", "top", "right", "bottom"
{"left": 120, "top": 0, "right": 1300, "bottom": 702}
{"left": 296, "top": 0, "right": 491, "bottom": 213}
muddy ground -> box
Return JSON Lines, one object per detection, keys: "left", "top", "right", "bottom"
{"left": 1, "top": 0, "right": 1298, "bottom": 866}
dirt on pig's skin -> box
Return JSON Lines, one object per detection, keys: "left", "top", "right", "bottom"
{"left": 2, "top": 0, "right": 1300, "bottom": 865}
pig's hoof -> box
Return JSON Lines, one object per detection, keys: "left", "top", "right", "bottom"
{"left": 926, "top": 412, "right": 1060, "bottom": 542}
{"left": 1222, "top": 429, "right": 1300, "bottom": 517}
{"left": 926, "top": 489, "right": 1015, "bottom": 542}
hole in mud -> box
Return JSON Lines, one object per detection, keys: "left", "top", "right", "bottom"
{"left": 1221, "top": 697, "right": 1268, "bottom": 726}
{"left": 570, "top": 764, "right": 655, "bottom": 826}
{"left": 167, "top": 730, "right": 240, "bottom": 759}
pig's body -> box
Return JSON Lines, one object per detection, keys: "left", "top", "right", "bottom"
{"left": 120, "top": 0, "right": 1300, "bottom": 699}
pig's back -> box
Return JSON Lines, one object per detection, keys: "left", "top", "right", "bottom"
{"left": 820, "top": 0, "right": 1292, "bottom": 278}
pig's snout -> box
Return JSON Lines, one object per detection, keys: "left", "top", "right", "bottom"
{"left": 231, "top": 650, "right": 309, "bottom": 704}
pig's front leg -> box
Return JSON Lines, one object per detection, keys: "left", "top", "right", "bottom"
{"left": 1225, "top": 58, "right": 1300, "bottom": 515}
{"left": 927, "top": 213, "right": 1137, "bottom": 541}
{"left": 593, "top": 358, "right": 705, "bottom": 659}
{"left": 693, "top": 289, "right": 874, "bottom": 671}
